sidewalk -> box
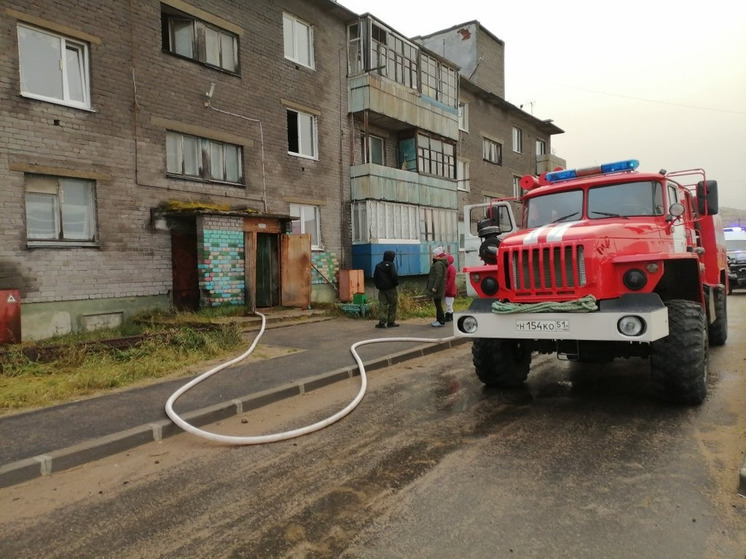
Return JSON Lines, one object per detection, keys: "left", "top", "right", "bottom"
{"left": 0, "top": 312, "right": 467, "bottom": 488}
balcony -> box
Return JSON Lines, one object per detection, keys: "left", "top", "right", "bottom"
{"left": 349, "top": 74, "right": 459, "bottom": 141}
{"left": 350, "top": 163, "right": 457, "bottom": 209}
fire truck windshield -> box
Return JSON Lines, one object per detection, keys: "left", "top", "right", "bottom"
{"left": 525, "top": 181, "right": 665, "bottom": 228}
{"left": 526, "top": 190, "right": 583, "bottom": 228}
{"left": 588, "top": 181, "right": 664, "bottom": 219}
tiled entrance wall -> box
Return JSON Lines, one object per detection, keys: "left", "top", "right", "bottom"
{"left": 197, "top": 216, "right": 245, "bottom": 307}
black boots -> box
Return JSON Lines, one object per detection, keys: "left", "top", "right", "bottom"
{"left": 375, "top": 321, "right": 387, "bottom": 328}
{"left": 445, "top": 312, "right": 453, "bottom": 322}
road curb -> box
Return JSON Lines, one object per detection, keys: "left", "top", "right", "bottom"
{"left": 0, "top": 337, "right": 467, "bottom": 489}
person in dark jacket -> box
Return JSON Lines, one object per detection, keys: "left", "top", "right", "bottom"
{"left": 373, "top": 250, "right": 399, "bottom": 328}
{"left": 427, "top": 246, "right": 448, "bottom": 327}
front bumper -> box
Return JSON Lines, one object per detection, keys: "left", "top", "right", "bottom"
{"left": 453, "top": 294, "right": 669, "bottom": 343}
{"left": 729, "top": 266, "right": 746, "bottom": 287}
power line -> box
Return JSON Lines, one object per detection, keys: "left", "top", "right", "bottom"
{"left": 537, "top": 81, "right": 746, "bottom": 116}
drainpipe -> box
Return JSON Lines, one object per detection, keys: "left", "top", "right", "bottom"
{"left": 204, "top": 90, "right": 269, "bottom": 213}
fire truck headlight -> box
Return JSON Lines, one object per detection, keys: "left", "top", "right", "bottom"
{"left": 458, "top": 315, "right": 479, "bottom": 334}
{"left": 481, "top": 276, "right": 498, "bottom": 295}
{"left": 618, "top": 315, "right": 645, "bottom": 336}
{"left": 623, "top": 268, "right": 647, "bottom": 290}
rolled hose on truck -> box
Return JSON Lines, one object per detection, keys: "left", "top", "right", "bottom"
{"left": 165, "top": 313, "right": 454, "bottom": 445}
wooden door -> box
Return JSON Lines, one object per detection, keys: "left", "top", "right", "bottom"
{"left": 171, "top": 230, "right": 200, "bottom": 311}
{"left": 281, "top": 234, "right": 311, "bottom": 308}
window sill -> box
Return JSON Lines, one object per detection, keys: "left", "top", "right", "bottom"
{"left": 287, "top": 152, "right": 319, "bottom": 161}
{"left": 27, "top": 241, "right": 100, "bottom": 249}
{"left": 166, "top": 174, "right": 245, "bottom": 187}
{"left": 20, "top": 92, "right": 95, "bottom": 112}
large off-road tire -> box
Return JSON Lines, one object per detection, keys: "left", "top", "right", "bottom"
{"left": 650, "top": 299, "right": 708, "bottom": 405}
{"left": 472, "top": 338, "right": 531, "bottom": 387}
{"left": 708, "top": 287, "right": 727, "bottom": 346}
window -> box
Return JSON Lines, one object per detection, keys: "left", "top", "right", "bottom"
{"left": 25, "top": 175, "right": 97, "bottom": 244}
{"left": 166, "top": 132, "right": 243, "bottom": 184}
{"left": 420, "top": 207, "right": 458, "bottom": 243}
{"left": 458, "top": 102, "right": 469, "bottom": 132}
{"left": 283, "top": 12, "right": 314, "bottom": 69}
{"left": 363, "top": 135, "right": 385, "bottom": 165}
{"left": 526, "top": 190, "right": 583, "bottom": 228}
{"left": 588, "top": 181, "right": 664, "bottom": 219}
{"left": 513, "top": 175, "right": 522, "bottom": 198}
{"left": 289, "top": 204, "right": 321, "bottom": 248}
{"left": 536, "top": 139, "right": 547, "bottom": 156}
{"left": 420, "top": 52, "right": 458, "bottom": 109}
{"left": 369, "top": 22, "right": 419, "bottom": 89}
{"left": 17, "top": 24, "right": 90, "bottom": 109}
{"left": 483, "top": 138, "right": 502, "bottom": 165}
{"left": 512, "top": 127, "right": 523, "bottom": 153}
{"left": 161, "top": 7, "right": 239, "bottom": 73}
{"left": 287, "top": 109, "right": 318, "bottom": 159}
{"left": 417, "top": 132, "right": 456, "bottom": 179}
{"left": 457, "top": 160, "right": 470, "bottom": 192}
{"left": 351, "top": 200, "right": 420, "bottom": 243}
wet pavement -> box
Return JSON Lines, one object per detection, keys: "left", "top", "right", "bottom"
{"left": 0, "top": 310, "right": 466, "bottom": 487}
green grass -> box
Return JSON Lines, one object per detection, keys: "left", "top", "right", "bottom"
{"left": 0, "top": 294, "right": 474, "bottom": 415}
{"left": 0, "top": 316, "right": 244, "bottom": 415}
{"left": 369, "top": 284, "right": 472, "bottom": 319}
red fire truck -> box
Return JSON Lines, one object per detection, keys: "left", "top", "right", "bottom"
{"left": 454, "top": 159, "right": 728, "bottom": 404}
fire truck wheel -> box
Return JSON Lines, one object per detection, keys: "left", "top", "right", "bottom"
{"left": 650, "top": 299, "right": 708, "bottom": 405}
{"left": 708, "top": 287, "right": 727, "bottom": 347}
{"left": 472, "top": 338, "right": 531, "bottom": 387}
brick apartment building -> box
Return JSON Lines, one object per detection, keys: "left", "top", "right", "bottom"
{"left": 0, "top": 0, "right": 563, "bottom": 341}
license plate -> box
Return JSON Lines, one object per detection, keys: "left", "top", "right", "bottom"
{"left": 515, "top": 319, "right": 570, "bottom": 332}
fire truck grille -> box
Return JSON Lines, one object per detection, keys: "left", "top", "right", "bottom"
{"left": 503, "top": 244, "right": 586, "bottom": 295}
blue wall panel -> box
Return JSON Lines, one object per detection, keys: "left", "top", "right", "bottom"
{"left": 353, "top": 243, "right": 458, "bottom": 277}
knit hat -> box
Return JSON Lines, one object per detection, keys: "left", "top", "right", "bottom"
{"left": 432, "top": 246, "right": 445, "bottom": 258}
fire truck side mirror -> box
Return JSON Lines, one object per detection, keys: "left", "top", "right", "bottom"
{"left": 696, "top": 180, "right": 719, "bottom": 216}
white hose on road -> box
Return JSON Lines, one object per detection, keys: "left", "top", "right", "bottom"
{"left": 165, "top": 313, "right": 456, "bottom": 445}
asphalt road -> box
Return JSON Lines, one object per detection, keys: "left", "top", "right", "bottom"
{"left": 1, "top": 295, "right": 746, "bottom": 558}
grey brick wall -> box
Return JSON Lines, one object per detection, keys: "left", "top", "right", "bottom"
{"left": 0, "top": 0, "right": 353, "bottom": 317}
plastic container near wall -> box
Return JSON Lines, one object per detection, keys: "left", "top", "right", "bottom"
{"left": 338, "top": 270, "right": 364, "bottom": 302}
{"left": 0, "top": 290, "right": 21, "bottom": 344}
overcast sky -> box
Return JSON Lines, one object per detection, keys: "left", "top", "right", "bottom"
{"left": 337, "top": 0, "right": 746, "bottom": 211}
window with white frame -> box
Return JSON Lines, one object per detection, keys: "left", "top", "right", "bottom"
{"left": 17, "top": 24, "right": 90, "bottom": 109}
{"left": 512, "top": 127, "right": 523, "bottom": 153}
{"left": 458, "top": 101, "right": 469, "bottom": 132}
{"left": 363, "top": 134, "right": 384, "bottom": 165}
{"left": 536, "top": 139, "right": 547, "bottom": 156}
{"left": 417, "top": 132, "right": 456, "bottom": 179}
{"left": 287, "top": 109, "right": 318, "bottom": 159}
{"left": 351, "top": 200, "right": 456, "bottom": 244}
{"left": 161, "top": 7, "right": 239, "bottom": 73}
{"left": 420, "top": 206, "right": 458, "bottom": 243}
{"left": 483, "top": 138, "right": 502, "bottom": 165}
{"left": 457, "top": 159, "right": 470, "bottom": 192}
{"left": 166, "top": 132, "right": 243, "bottom": 184}
{"left": 351, "top": 200, "right": 419, "bottom": 243}
{"left": 289, "top": 204, "right": 321, "bottom": 248}
{"left": 25, "top": 175, "right": 97, "bottom": 244}
{"left": 283, "top": 12, "right": 314, "bottom": 69}
{"left": 513, "top": 175, "right": 522, "bottom": 198}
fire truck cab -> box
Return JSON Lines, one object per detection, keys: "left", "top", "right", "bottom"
{"left": 454, "top": 159, "right": 728, "bottom": 404}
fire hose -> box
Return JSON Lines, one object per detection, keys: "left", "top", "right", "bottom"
{"left": 165, "top": 313, "right": 455, "bottom": 445}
